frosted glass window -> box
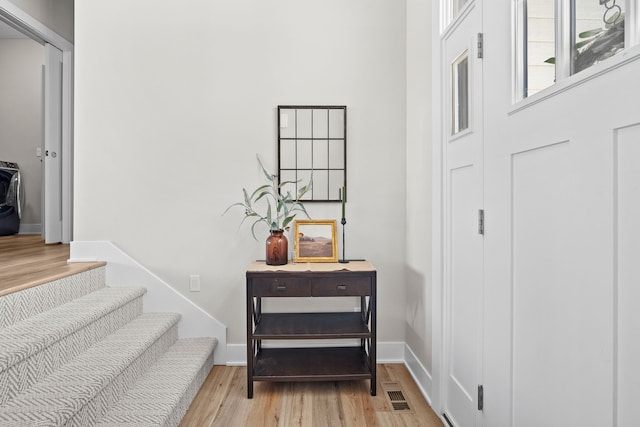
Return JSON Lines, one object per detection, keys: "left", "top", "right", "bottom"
{"left": 452, "top": 52, "right": 469, "bottom": 134}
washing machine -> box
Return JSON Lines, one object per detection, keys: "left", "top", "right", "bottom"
{"left": 0, "top": 161, "right": 23, "bottom": 236}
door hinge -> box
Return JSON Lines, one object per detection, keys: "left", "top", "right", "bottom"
{"left": 477, "top": 32, "right": 484, "bottom": 59}
{"left": 478, "top": 209, "right": 485, "bottom": 235}
{"left": 478, "top": 384, "right": 484, "bottom": 411}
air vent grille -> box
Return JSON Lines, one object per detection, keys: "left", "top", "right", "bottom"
{"left": 381, "top": 381, "right": 412, "bottom": 413}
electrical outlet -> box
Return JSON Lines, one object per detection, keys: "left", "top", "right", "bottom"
{"left": 189, "top": 275, "right": 201, "bottom": 292}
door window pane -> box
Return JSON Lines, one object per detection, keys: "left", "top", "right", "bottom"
{"left": 524, "top": 0, "right": 556, "bottom": 97}
{"left": 572, "top": 0, "right": 625, "bottom": 74}
{"left": 452, "top": 52, "right": 469, "bottom": 134}
{"left": 516, "top": 0, "right": 636, "bottom": 102}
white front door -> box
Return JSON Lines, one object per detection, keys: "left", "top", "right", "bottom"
{"left": 482, "top": 4, "right": 640, "bottom": 427}
{"left": 441, "top": 3, "right": 483, "bottom": 426}
{"left": 44, "top": 43, "right": 63, "bottom": 243}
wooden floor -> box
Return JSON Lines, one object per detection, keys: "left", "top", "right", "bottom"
{"left": 180, "top": 364, "right": 444, "bottom": 427}
{"left": 1, "top": 235, "right": 443, "bottom": 426}
{"left": 0, "top": 235, "right": 105, "bottom": 296}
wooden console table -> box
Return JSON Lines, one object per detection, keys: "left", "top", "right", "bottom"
{"left": 246, "top": 261, "right": 377, "bottom": 398}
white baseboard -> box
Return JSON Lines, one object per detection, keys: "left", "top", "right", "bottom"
{"left": 226, "top": 344, "right": 247, "bottom": 367}
{"left": 403, "top": 343, "right": 434, "bottom": 405}
{"left": 377, "top": 341, "right": 406, "bottom": 363}
{"left": 18, "top": 223, "right": 41, "bottom": 234}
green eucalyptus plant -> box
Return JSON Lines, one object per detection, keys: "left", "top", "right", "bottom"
{"left": 225, "top": 155, "right": 311, "bottom": 239}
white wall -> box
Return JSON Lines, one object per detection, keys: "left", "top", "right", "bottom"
{"left": 405, "top": 0, "right": 433, "bottom": 378}
{"left": 74, "top": 0, "right": 409, "bottom": 346}
{"left": 0, "top": 38, "right": 44, "bottom": 229}
{"left": 7, "top": 0, "right": 73, "bottom": 42}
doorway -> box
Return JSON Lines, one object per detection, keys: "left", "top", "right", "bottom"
{"left": 0, "top": 4, "right": 73, "bottom": 243}
{"left": 0, "top": 32, "right": 43, "bottom": 235}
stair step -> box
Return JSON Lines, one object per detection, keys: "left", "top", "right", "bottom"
{"left": 95, "top": 337, "right": 216, "bottom": 427}
{"left": 0, "top": 266, "right": 106, "bottom": 329}
{"left": 0, "top": 312, "right": 181, "bottom": 426}
{"left": 0, "top": 286, "right": 146, "bottom": 405}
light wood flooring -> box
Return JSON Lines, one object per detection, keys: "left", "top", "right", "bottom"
{"left": 180, "top": 364, "right": 444, "bottom": 427}
{"left": 0, "top": 234, "right": 105, "bottom": 296}
{"left": 1, "top": 235, "right": 443, "bottom": 426}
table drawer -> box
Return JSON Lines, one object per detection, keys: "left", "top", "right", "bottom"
{"left": 252, "top": 277, "right": 311, "bottom": 297}
{"left": 312, "top": 277, "right": 371, "bottom": 296}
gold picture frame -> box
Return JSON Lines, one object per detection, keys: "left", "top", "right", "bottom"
{"left": 293, "top": 219, "right": 338, "bottom": 263}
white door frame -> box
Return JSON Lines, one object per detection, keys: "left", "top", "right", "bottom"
{"left": 0, "top": 0, "right": 73, "bottom": 243}
{"left": 431, "top": 0, "right": 445, "bottom": 417}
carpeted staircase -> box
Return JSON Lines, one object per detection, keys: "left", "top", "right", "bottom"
{"left": 0, "top": 265, "right": 216, "bottom": 426}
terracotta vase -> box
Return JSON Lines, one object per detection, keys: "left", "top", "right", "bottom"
{"left": 265, "top": 229, "right": 288, "bottom": 265}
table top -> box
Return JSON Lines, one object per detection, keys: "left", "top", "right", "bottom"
{"left": 246, "top": 260, "right": 375, "bottom": 273}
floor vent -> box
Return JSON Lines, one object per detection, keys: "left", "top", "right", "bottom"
{"left": 381, "top": 381, "right": 412, "bottom": 413}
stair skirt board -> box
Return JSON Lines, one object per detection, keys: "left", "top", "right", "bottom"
{"left": 0, "top": 267, "right": 217, "bottom": 426}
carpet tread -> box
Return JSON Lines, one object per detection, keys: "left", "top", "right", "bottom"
{"left": 96, "top": 337, "right": 216, "bottom": 427}
{"left": 0, "top": 312, "right": 181, "bottom": 426}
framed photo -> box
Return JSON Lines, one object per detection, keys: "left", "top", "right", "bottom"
{"left": 293, "top": 219, "right": 338, "bottom": 263}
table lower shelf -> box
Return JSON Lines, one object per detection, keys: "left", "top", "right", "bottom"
{"left": 252, "top": 347, "right": 372, "bottom": 382}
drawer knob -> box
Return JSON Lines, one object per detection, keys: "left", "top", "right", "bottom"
{"left": 337, "top": 284, "right": 347, "bottom": 291}
{"left": 276, "top": 285, "right": 287, "bottom": 291}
